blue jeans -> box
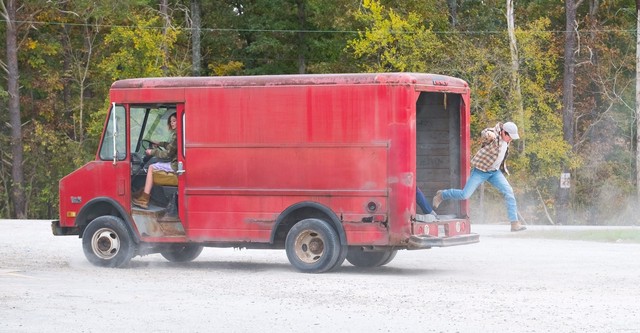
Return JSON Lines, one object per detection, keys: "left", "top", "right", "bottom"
{"left": 416, "top": 188, "right": 433, "bottom": 214}
{"left": 441, "top": 168, "right": 518, "bottom": 222}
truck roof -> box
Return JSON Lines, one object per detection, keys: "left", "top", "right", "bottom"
{"left": 111, "top": 72, "right": 468, "bottom": 89}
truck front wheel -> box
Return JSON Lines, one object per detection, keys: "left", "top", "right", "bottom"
{"left": 82, "top": 216, "right": 135, "bottom": 268}
{"left": 285, "top": 218, "right": 341, "bottom": 273}
{"left": 346, "top": 248, "right": 397, "bottom": 268}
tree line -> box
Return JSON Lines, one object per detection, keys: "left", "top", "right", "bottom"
{"left": 0, "top": 0, "right": 637, "bottom": 225}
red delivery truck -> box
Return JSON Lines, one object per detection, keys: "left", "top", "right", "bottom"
{"left": 52, "top": 73, "right": 479, "bottom": 273}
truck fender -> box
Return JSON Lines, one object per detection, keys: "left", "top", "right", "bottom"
{"left": 271, "top": 201, "right": 347, "bottom": 246}
{"left": 75, "top": 197, "right": 140, "bottom": 243}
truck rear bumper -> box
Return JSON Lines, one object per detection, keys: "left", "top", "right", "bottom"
{"left": 51, "top": 220, "right": 80, "bottom": 236}
{"left": 407, "top": 233, "right": 479, "bottom": 249}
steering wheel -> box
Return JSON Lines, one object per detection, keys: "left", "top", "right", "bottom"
{"left": 138, "top": 139, "right": 160, "bottom": 166}
{"left": 141, "top": 139, "right": 154, "bottom": 150}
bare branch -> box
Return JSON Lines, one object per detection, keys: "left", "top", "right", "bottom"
{"left": 574, "top": 20, "right": 581, "bottom": 56}
{"left": 574, "top": 46, "right": 594, "bottom": 67}
{"left": 536, "top": 187, "right": 555, "bottom": 225}
{"left": 57, "top": 10, "right": 80, "bottom": 17}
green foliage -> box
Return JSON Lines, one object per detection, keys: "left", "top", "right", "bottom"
{"left": 458, "top": 0, "right": 507, "bottom": 32}
{"left": 379, "top": 0, "right": 450, "bottom": 31}
{"left": 98, "top": 14, "right": 181, "bottom": 81}
{"left": 511, "top": 18, "right": 574, "bottom": 180}
{"left": 208, "top": 61, "right": 244, "bottom": 76}
{"left": 22, "top": 121, "right": 90, "bottom": 218}
{"left": 347, "top": 0, "right": 445, "bottom": 73}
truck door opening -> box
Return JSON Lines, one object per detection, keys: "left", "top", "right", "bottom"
{"left": 416, "top": 92, "right": 463, "bottom": 217}
{"left": 130, "top": 105, "right": 178, "bottom": 208}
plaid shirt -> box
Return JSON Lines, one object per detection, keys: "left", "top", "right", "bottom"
{"left": 470, "top": 123, "right": 510, "bottom": 174}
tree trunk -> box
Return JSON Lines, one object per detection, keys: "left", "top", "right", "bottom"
{"left": 190, "top": 0, "right": 201, "bottom": 76}
{"left": 77, "top": 22, "right": 95, "bottom": 143}
{"left": 62, "top": 24, "right": 73, "bottom": 139}
{"left": 557, "top": 0, "right": 582, "bottom": 225}
{"left": 506, "top": 0, "right": 525, "bottom": 151}
{"left": 296, "top": 0, "right": 306, "bottom": 74}
{"left": 3, "top": 0, "right": 26, "bottom": 218}
{"left": 160, "top": 0, "right": 169, "bottom": 75}
{"left": 636, "top": 0, "right": 640, "bottom": 199}
{"left": 447, "top": 0, "right": 458, "bottom": 28}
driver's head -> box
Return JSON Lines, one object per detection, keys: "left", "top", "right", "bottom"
{"left": 168, "top": 112, "right": 177, "bottom": 130}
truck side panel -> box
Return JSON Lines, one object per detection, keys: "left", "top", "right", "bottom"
{"left": 182, "top": 84, "right": 408, "bottom": 244}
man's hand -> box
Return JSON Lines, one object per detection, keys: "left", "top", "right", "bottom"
{"left": 482, "top": 130, "right": 497, "bottom": 142}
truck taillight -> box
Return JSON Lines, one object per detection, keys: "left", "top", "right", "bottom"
{"left": 422, "top": 225, "right": 432, "bottom": 236}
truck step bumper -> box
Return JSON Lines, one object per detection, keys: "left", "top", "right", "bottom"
{"left": 407, "top": 233, "right": 479, "bottom": 249}
{"left": 51, "top": 220, "right": 80, "bottom": 236}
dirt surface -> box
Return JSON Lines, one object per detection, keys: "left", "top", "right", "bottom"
{"left": 1, "top": 220, "right": 638, "bottom": 332}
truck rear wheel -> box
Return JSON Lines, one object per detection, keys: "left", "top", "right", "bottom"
{"left": 285, "top": 218, "right": 341, "bottom": 273}
{"left": 160, "top": 244, "right": 203, "bottom": 262}
{"left": 346, "top": 248, "right": 397, "bottom": 268}
{"left": 330, "top": 243, "right": 348, "bottom": 271}
{"left": 82, "top": 216, "right": 135, "bottom": 268}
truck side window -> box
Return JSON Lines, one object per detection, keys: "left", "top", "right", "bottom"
{"left": 99, "top": 105, "right": 127, "bottom": 161}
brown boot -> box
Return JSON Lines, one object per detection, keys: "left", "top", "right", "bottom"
{"left": 510, "top": 221, "right": 527, "bottom": 232}
{"left": 132, "top": 188, "right": 143, "bottom": 200}
{"left": 132, "top": 192, "right": 150, "bottom": 209}
{"left": 432, "top": 190, "right": 444, "bottom": 210}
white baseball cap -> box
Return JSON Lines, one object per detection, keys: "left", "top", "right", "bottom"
{"left": 503, "top": 122, "right": 520, "bottom": 140}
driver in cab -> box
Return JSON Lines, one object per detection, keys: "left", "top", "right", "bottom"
{"left": 132, "top": 112, "right": 178, "bottom": 209}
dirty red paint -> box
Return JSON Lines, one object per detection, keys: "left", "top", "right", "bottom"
{"left": 57, "top": 73, "right": 477, "bottom": 254}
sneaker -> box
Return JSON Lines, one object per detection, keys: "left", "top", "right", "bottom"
{"left": 432, "top": 190, "right": 444, "bottom": 210}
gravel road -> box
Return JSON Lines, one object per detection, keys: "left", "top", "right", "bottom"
{"left": 1, "top": 220, "right": 638, "bottom": 333}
